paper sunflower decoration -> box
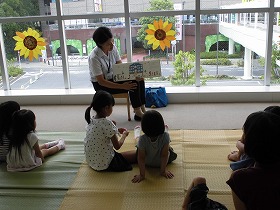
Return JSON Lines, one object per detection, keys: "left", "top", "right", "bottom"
{"left": 13, "top": 28, "right": 46, "bottom": 61}
{"left": 145, "top": 19, "right": 176, "bottom": 51}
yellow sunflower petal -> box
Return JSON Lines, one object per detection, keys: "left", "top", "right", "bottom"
{"left": 166, "top": 30, "right": 176, "bottom": 36}
{"left": 153, "top": 20, "right": 159, "bottom": 30}
{"left": 145, "top": 34, "right": 155, "bottom": 41}
{"left": 164, "top": 22, "right": 172, "bottom": 32}
{"left": 163, "top": 39, "right": 171, "bottom": 48}
{"left": 20, "top": 47, "right": 27, "bottom": 56}
{"left": 163, "top": 21, "right": 169, "bottom": 29}
{"left": 158, "top": 19, "right": 163, "bottom": 29}
{"left": 166, "top": 35, "right": 176, "bottom": 41}
{"left": 37, "top": 37, "right": 45, "bottom": 42}
{"left": 27, "top": 28, "right": 33, "bottom": 35}
{"left": 145, "top": 29, "right": 156, "bottom": 35}
{"left": 152, "top": 40, "right": 160, "bottom": 50}
{"left": 30, "top": 29, "right": 36, "bottom": 37}
{"left": 15, "top": 41, "right": 24, "bottom": 46}
{"left": 29, "top": 51, "right": 34, "bottom": 61}
{"left": 32, "top": 50, "right": 39, "bottom": 59}
{"left": 23, "top": 31, "right": 28, "bottom": 37}
{"left": 37, "top": 41, "right": 46, "bottom": 46}
{"left": 13, "top": 36, "right": 23, "bottom": 42}
{"left": 34, "top": 47, "right": 43, "bottom": 55}
{"left": 147, "top": 24, "right": 155, "bottom": 31}
{"left": 33, "top": 30, "right": 40, "bottom": 39}
{"left": 16, "top": 31, "right": 26, "bottom": 39}
{"left": 14, "top": 45, "right": 23, "bottom": 51}
{"left": 24, "top": 49, "right": 30, "bottom": 58}
{"left": 147, "top": 37, "right": 157, "bottom": 45}
{"left": 37, "top": 45, "right": 46, "bottom": 51}
{"left": 159, "top": 41, "right": 166, "bottom": 51}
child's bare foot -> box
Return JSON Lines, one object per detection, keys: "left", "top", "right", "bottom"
{"left": 228, "top": 151, "right": 240, "bottom": 162}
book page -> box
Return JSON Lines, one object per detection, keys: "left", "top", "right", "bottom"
{"left": 112, "top": 60, "right": 161, "bottom": 82}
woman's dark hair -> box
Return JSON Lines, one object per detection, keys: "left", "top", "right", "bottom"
{"left": 92, "top": 27, "right": 113, "bottom": 48}
{"left": 8, "top": 109, "right": 36, "bottom": 159}
{"left": 264, "top": 105, "right": 280, "bottom": 117}
{"left": 0, "top": 101, "right": 20, "bottom": 144}
{"left": 243, "top": 111, "right": 280, "bottom": 165}
{"left": 85, "top": 90, "right": 115, "bottom": 124}
{"left": 141, "top": 110, "right": 165, "bottom": 137}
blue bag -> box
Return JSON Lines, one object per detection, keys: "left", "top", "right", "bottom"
{"left": 145, "top": 87, "right": 168, "bottom": 108}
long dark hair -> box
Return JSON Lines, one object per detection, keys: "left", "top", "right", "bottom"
{"left": 0, "top": 101, "right": 20, "bottom": 145}
{"left": 85, "top": 90, "right": 115, "bottom": 124}
{"left": 8, "top": 109, "right": 36, "bottom": 158}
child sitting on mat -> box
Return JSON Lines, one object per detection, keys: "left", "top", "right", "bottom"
{"left": 84, "top": 90, "right": 137, "bottom": 172}
{"left": 184, "top": 111, "right": 280, "bottom": 210}
{"left": 0, "top": 101, "right": 20, "bottom": 162}
{"left": 6, "top": 109, "right": 65, "bottom": 172}
{"left": 131, "top": 110, "right": 177, "bottom": 183}
{"left": 228, "top": 105, "right": 280, "bottom": 171}
{"left": 227, "top": 110, "right": 280, "bottom": 209}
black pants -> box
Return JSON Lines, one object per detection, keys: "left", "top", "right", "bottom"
{"left": 92, "top": 80, "right": 146, "bottom": 108}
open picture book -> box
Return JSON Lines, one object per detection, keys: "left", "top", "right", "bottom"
{"left": 112, "top": 60, "right": 161, "bottom": 82}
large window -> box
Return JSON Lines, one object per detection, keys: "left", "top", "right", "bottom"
{"left": 0, "top": 0, "right": 280, "bottom": 91}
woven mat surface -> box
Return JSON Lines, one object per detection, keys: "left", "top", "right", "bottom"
{"left": 0, "top": 132, "right": 85, "bottom": 210}
{"left": 60, "top": 130, "right": 242, "bottom": 210}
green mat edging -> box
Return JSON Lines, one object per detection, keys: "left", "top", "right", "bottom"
{"left": 0, "top": 132, "right": 85, "bottom": 210}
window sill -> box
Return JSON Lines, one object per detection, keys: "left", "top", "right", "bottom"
{"left": 0, "top": 86, "right": 280, "bottom": 105}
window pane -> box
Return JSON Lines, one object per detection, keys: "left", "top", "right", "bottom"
{"left": 0, "top": 66, "right": 3, "bottom": 90}
{"left": 219, "top": 0, "right": 269, "bottom": 10}
{"left": 271, "top": 12, "right": 280, "bottom": 86}
{"left": 53, "top": 0, "right": 124, "bottom": 15}
{"left": 129, "top": 0, "right": 193, "bottom": 12}
{"left": 129, "top": 14, "right": 179, "bottom": 87}
{"left": 202, "top": 12, "right": 268, "bottom": 86}
{"left": 0, "top": 0, "right": 41, "bottom": 18}
{"left": 201, "top": 0, "right": 265, "bottom": 10}
{"left": 0, "top": 0, "right": 277, "bottom": 91}
{"left": 65, "top": 18, "right": 126, "bottom": 89}
{"left": 2, "top": 20, "right": 64, "bottom": 90}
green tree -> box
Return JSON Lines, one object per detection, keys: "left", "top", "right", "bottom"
{"left": 172, "top": 50, "right": 205, "bottom": 85}
{"left": 271, "top": 43, "right": 280, "bottom": 79}
{"left": 0, "top": 0, "right": 40, "bottom": 59}
{"left": 136, "top": 0, "right": 176, "bottom": 50}
{"left": 259, "top": 42, "right": 280, "bottom": 80}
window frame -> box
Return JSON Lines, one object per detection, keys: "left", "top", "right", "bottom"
{"left": 0, "top": 0, "right": 279, "bottom": 91}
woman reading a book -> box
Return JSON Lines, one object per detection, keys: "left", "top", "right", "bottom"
{"left": 88, "top": 26, "right": 146, "bottom": 121}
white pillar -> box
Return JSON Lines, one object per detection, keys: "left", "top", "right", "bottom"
{"left": 254, "top": 13, "right": 258, "bottom": 29}
{"left": 243, "top": 48, "right": 252, "bottom": 80}
{"left": 243, "top": 13, "right": 246, "bottom": 26}
{"left": 228, "top": 38, "right": 235, "bottom": 55}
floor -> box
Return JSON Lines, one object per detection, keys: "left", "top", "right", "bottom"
{"left": 22, "top": 102, "right": 280, "bottom": 132}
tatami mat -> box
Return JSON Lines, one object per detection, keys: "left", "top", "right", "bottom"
{"left": 59, "top": 130, "right": 238, "bottom": 210}
{"left": 0, "top": 130, "right": 239, "bottom": 210}
{"left": 0, "top": 132, "right": 85, "bottom": 210}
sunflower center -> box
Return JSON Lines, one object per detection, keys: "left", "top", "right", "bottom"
{"left": 23, "top": 36, "right": 37, "bottom": 50}
{"left": 154, "top": 29, "right": 166, "bottom": 41}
